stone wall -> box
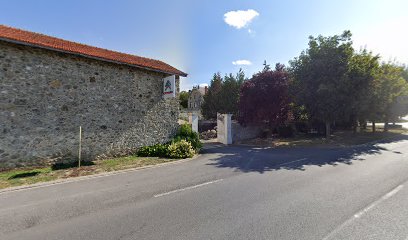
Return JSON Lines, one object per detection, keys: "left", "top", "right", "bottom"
{"left": 231, "top": 121, "right": 262, "bottom": 143}
{"left": 0, "top": 41, "right": 180, "bottom": 169}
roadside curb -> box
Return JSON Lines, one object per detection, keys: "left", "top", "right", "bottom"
{"left": 0, "top": 155, "right": 200, "bottom": 195}
{"left": 201, "top": 143, "right": 225, "bottom": 150}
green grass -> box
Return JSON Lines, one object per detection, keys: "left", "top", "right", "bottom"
{"left": 238, "top": 128, "right": 408, "bottom": 148}
{"left": 97, "top": 156, "right": 173, "bottom": 171}
{"left": 0, "top": 156, "right": 178, "bottom": 190}
{"left": 0, "top": 167, "right": 56, "bottom": 189}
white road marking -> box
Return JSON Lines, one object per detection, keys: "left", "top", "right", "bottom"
{"left": 383, "top": 185, "right": 403, "bottom": 199}
{"left": 154, "top": 179, "right": 223, "bottom": 198}
{"left": 354, "top": 185, "right": 403, "bottom": 219}
{"left": 277, "top": 158, "right": 308, "bottom": 167}
{"left": 322, "top": 184, "right": 404, "bottom": 240}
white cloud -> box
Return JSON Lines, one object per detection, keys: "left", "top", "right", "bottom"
{"left": 224, "top": 9, "right": 259, "bottom": 29}
{"left": 232, "top": 60, "right": 252, "bottom": 66}
{"left": 199, "top": 83, "right": 209, "bottom": 88}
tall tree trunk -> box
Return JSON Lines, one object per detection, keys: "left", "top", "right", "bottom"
{"left": 351, "top": 115, "right": 357, "bottom": 133}
{"left": 362, "top": 121, "right": 367, "bottom": 130}
{"left": 384, "top": 114, "right": 389, "bottom": 132}
{"left": 352, "top": 120, "right": 358, "bottom": 133}
{"left": 372, "top": 121, "right": 376, "bottom": 132}
{"left": 384, "top": 122, "right": 389, "bottom": 132}
{"left": 325, "top": 121, "right": 331, "bottom": 139}
{"left": 359, "top": 119, "right": 367, "bottom": 130}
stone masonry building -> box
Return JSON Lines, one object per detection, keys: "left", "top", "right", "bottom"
{"left": 0, "top": 25, "right": 187, "bottom": 169}
{"left": 187, "top": 85, "right": 207, "bottom": 111}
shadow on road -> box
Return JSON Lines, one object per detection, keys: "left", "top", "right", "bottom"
{"left": 203, "top": 135, "right": 408, "bottom": 173}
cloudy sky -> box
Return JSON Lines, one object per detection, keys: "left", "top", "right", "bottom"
{"left": 1, "top": 0, "right": 407, "bottom": 90}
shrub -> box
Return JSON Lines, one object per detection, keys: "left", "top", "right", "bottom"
{"left": 178, "top": 123, "right": 193, "bottom": 137}
{"left": 174, "top": 124, "right": 202, "bottom": 150}
{"left": 167, "top": 140, "right": 195, "bottom": 159}
{"left": 260, "top": 129, "right": 270, "bottom": 139}
{"left": 137, "top": 144, "right": 168, "bottom": 157}
{"left": 277, "top": 125, "right": 294, "bottom": 138}
{"left": 136, "top": 124, "right": 201, "bottom": 159}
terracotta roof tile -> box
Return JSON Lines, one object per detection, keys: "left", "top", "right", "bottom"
{"left": 0, "top": 25, "right": 187, "bottom": 77}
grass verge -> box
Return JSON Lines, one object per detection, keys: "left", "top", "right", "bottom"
{"left": 237, "top": 128, "right": 407, "bottom": 148}
{"left": 0, "top": 156, "right": 178, "bottom": 190}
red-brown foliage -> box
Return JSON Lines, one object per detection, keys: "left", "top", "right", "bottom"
{"left": 238, "top": 64, "right": 291, "bottom": 126}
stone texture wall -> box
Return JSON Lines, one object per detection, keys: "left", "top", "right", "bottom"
{"left": 187, "top": 88, "right": 203, "bottom": 110}
{"left": 231, "top": 121, "right": 262, "bottom": 143}
{"left": 0, "top": 41, "right": 180, "bottom": 169}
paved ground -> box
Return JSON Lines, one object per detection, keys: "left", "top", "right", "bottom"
{"left": 1, "top": 135, "right": 408, "bottom": 240}
{"left": 368, "top": 117, "right": 408, "bottom": 130}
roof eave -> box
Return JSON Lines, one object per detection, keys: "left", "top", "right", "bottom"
{"left": 0, "top": 37, "right": 188, "bottom": 77}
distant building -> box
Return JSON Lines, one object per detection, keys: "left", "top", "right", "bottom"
{"left": 188, "top": 85, "right": 207, "bottom": 111}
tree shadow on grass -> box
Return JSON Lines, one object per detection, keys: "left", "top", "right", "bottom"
{"left": 8, "top": 171, "right": 41, "bottom": 179}
{"left": 51, "top": 161, "right": 95, "bottom": 170}
{"left": 203, "top": 135, "right": 408, "bottom": 173}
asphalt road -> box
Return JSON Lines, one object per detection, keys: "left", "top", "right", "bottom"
{"left": 1, "top": 136, "right": 408, "bottom": 240}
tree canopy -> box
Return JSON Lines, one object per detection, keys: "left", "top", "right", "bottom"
{"left": 179, "top": 91, "right": 189, "bottom": 109}
{"left": 238, "top": 64, "right": 291, "bottom": 126}
{"left": 375, "top": 64, "right": 408, "bottom": 126}
{"left": 290, "top": 31, "right": 354, "bottom": 137}
{"left": 202, "top": 69, "right": 246, "bottom": 119}
{"left": 346, "top": 49, "right": 380, "bottom": 129}
{"left": 200, "top": 30, "right": 408, "bottom": 137}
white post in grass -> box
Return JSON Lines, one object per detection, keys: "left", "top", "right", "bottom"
{"left": 78, "top": 126, "right": 82, "bottom": 168}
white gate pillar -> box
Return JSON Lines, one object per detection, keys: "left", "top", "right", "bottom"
{"left": 217, "top": 113, "right": 232, "bottom": 144}
{"left": 188, "top": 113, "right": 199, "bottom": 133}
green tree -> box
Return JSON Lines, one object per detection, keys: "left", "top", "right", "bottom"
{"left": 347, "top": 49, "right": 380, "bottom": 132}
{"left": 290, "top": 31, "right": 354, "bottom": 138}
{"left": 373, "top": 63, "right": 408, "bottom": 131}
{"left": 202, "top": 70, "right": 246, "bottom": 119}
{"left": 218, "top": 69, "right": 246, "bottom": 116}
{"left": 402, "top": 65, "right": 408, "bottom": 81}
{"left": 202, "top": 72, "right": 223, "bottom": 119}
{"left": 179, "top": 91, "right": 189, "bottom": 109}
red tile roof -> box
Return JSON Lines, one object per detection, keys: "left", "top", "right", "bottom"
{"left": 0, "top": 25, "right": 187, "bottom": 77}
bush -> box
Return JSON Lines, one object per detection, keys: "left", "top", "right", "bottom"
{"left": 137, "top": 144, "right": 168, "bottom": 157}
{"left": 167, "top": 140, "right": 195, "bottom": 159}
{"left": 260, "top": 129, "right": 270, "bottom": 139}
{"left": 178, "top": 123, "right": 194, "bottom": 137}
{"left": 277, "top": 125, "right": 294, "bottom": 138}
{"left": 136, "top": 124, "right": 200, "bottom": 159}
{"left": 174, "top": 124, "right": 202, "bottom": 150}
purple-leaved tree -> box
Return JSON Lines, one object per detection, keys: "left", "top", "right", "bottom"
{"left": 238, "top": 63, "right": 291, "bottom": 128}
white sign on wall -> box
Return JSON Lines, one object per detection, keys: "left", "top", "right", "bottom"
{"left": 163, "top": 75, "right": 176, "bottom": 99}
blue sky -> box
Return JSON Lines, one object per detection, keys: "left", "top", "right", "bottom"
{"left": 1, "top": 0, "right": 407, "bottom": 90}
